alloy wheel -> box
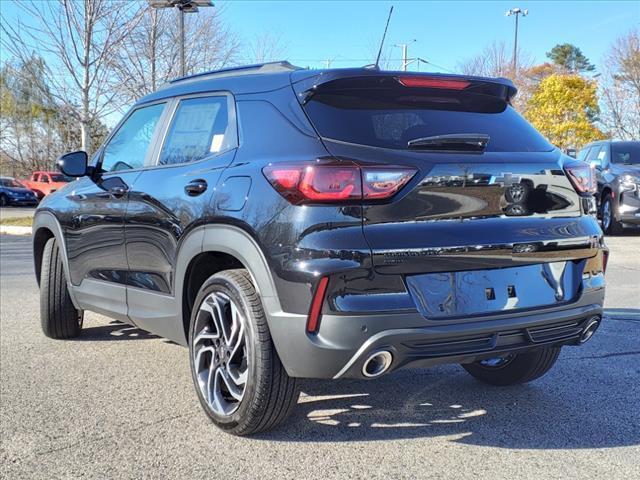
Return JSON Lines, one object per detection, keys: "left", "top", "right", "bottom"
{"left": 602, "top": 200, "right": 612, "bottom": 231}
{"left": 192, "top": 292, "right": 248, "bottom": 416}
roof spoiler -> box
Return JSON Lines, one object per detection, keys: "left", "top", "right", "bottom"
{"left": 291, "top": 70, "right": 518, "bottom": 104}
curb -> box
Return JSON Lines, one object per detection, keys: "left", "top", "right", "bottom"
{"left": 0, "top": 225, "right": 33, "bottom": 236}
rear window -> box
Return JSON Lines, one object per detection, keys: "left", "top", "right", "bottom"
{"left": 302, "top": 79, "right": 553, "bottom": 153}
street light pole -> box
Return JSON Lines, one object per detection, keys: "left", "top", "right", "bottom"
{"left": 506, "top": 7, "right": 528, "bottom": 73}
{"left": 178, "top": 6, "right": 185, "bottom": 76}
{"left": 148, "top": 0, "right": 214, "bottom": 78}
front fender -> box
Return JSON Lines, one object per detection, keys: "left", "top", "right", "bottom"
{"left": 32, "top": 210, "right": 81, "bottom": 309}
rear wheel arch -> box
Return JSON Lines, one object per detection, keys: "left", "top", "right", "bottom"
{"left": 177, "top": 224, "right": 282, "bottom": 344}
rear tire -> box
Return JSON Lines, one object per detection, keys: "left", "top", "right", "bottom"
{"left": 40, "top": 237, "right": 83, "bottom": 339}
{"left": 189, "top": 269, "right": 299, "bottom": 436}
{"left": 0, "top": 194, "right": 8, "bottom": 207}
{"left": 462, "top": 347, "right": 561, "bottom": 386}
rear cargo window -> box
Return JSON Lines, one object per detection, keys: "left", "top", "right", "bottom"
{"left": 303, "top": 83, "right": 553, "bottom": 153}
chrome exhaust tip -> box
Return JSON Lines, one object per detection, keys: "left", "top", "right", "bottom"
{"left": 579, "top": 316, "right": 601, "bottom": 344}
{"left": 361, "top": 350, "right": 393, "bottom": 378}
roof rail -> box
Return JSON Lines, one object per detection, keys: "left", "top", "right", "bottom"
{"left": 169, "top": 61, "right": 302, "bottom": 84}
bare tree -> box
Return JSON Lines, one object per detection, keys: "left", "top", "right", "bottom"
{"left": 111, "top": 4, "right": 241, "bottom": 105}
{"left": 458, "top": 41, "right": 526, "bottom": 78}
{"left": 1, "top": 0, "right": 141, "bottom": 154}
{"left": 458, "top": 41, "right": 536, "bottom": 111}
{"left": 245, "top": 31, "right": 288, "bottom": 64}
{"left": 599, "top": 28, "right": 640, "bottom": 140}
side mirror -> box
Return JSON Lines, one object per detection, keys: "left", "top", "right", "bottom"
{"left": 57, "top": 150, "right": 88, "bottom": 177}
{"left": 590, "top": 161, "right": 602, "bottom": 171}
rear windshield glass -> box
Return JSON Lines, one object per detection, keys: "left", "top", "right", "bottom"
{"left": 303, "top": 81, "right": 553, "bottom": 153}
{"left": 611, "top": 142, "right": 640, "bottom": 165}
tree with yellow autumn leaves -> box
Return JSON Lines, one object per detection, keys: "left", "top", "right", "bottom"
{"left": 525, "top": 74, "right": 606, "bottom": 150}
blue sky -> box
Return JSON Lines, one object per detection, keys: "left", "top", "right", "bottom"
{"left": 222, "top": 0, "right": 639, "bottom": 72}
{"left": 1, "top": 0, "right": 637, "bottom": 125}
{"left": 2, "top": 1, "right": 637, "bottom": 72}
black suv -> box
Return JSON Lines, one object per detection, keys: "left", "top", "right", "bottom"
{"left": 578, "top": 140, "right": 640, "bottom": 234}
{"left": 33, "top": 62, "right": 607, "bottom": 435}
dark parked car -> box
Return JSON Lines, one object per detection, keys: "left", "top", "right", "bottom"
{"left": 577, "top": 140, "right": 640, "bottom": 234}
{"left": 0, "top": 176, "right": 38, "bottom": 206}
{"left": 33, "top": 63, "right": 607, "bottom": 435}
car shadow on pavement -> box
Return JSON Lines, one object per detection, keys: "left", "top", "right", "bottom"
{"left": 258, "top": 351, "right": 640, "bottom": 448}
{"left": 74, "top": 320, "right": 160, "bottom": 341}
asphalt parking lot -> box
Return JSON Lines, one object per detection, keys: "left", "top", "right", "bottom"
{"left": 1, "top": 233, "right": 638, "bottom": 479}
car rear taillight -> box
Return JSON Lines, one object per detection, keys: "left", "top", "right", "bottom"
{"left": 263, "top": 163, "right": 416, "bottom": 204}
{"left": 397, "top": 76, "right": 470, "bottom": 90}
{"left": 564, "top": 162, "right": 596, "bottom": 195}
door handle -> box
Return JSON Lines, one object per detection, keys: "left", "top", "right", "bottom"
{"left": 185, "top": 179, "right": 208, "bottom": 196}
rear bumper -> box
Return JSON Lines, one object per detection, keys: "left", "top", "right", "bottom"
{"left": 267, "top": 285, "right": 605, "bottom": 379}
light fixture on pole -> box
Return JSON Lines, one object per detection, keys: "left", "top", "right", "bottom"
{"left": 148, "top": 0, "right": 214, "bottom": 77}
{"left": 505, "top": 7, "right": 528, "bottom": 73}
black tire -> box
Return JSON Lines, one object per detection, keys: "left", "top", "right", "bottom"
{"left": 40, "top": 237, "right": 83, "bottom": 339}
{"left": 0, "top": 194, "right": 8, "bottom": 207}
{"left": 462, "top": 347, "right": 561, "bottom": 386}
{"left": 601, "top": 196, "right": 623, "bottom": 235}
{"left": 189, "top": 269, "right": 300, "bottom": 436}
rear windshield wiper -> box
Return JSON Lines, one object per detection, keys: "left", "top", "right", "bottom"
{"left": 407, "top": 133, "right": 490, "bottom": 153}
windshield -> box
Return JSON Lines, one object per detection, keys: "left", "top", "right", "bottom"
{"left": 611, "top": 142, "right": 640, "bottom": 165}
{"left": 0, "top": 178, "right": 25, "bottom": 188}
{"left": 303, "top": 81, "right": 553, "bottom": 153}
{"left": 49, "top": 173, "right": 72, "bottom": 182}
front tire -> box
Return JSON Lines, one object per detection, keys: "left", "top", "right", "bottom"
{"left": 40, "top": 237, "right": 83, "bottom": 338}
{"left": 602, "top": 196, "right": 623, "bottom": 235}
{"left": 462, "top": 347, "right": 561, "bottom": 386}
{"left": 0, "top": 194, "right": 8, "bottom": 207}
{"left": 189, "top": 269, "right": 299, "bottom": 436}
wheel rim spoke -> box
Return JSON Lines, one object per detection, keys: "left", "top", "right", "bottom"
{"left": 192, "top": 290, "right": 249, "bottom": 416}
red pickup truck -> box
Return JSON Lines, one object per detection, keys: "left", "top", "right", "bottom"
{"left": 22, "top": 171, "right": 72, "bottom": 199}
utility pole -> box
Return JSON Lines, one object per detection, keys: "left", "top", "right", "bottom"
{"left": 506, "top": 7, "right": 528, "bottom": 73}
{"left": 149, "top": 0, "right": 214, "bottom": 78}
{"left": 394, "top": 40, "right": 416, "bottom": 72}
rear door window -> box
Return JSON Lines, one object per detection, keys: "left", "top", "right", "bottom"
{"left": 302, "top": 78, "right": 553, "bottom": 153}
{"left": 159, "top": 96, "right": 235, "bottom": 166}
